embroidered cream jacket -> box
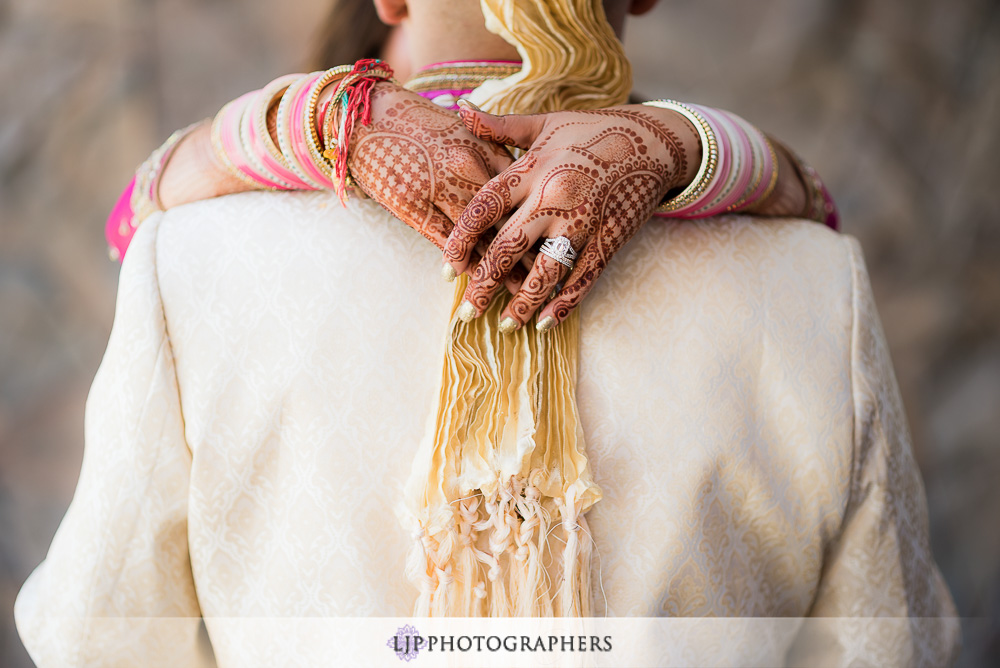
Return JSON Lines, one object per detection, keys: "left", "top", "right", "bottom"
{"left": 15, "top": 191, "right": 959, "bottom": 666}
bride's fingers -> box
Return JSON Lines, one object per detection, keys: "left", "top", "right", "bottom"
{"left": 443, "top": 153, "right": 536, "bottom": 275}
{"left": 457, "top": 102, "right": 546, "bottom": 150}
{"left": 414, "top": 206, "right": 457, "bottom": 251}
{"left": 457, "top": 212, "right": 547, "bottom": 320}
{"left": 508, "top": 247, "right": 539, "bottom": 293}
{"left": 535, "top": 236, "right": 605, "bottom": 331}
{"left": 436, "top": 142, "right": 500, "bottom": 223}
{"left": 498, "top": 251, "right": 569, "bottom": 333}
{"left": 504, "top": 262, "right": 529, "bottom": 296}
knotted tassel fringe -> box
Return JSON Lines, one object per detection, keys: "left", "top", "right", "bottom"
{"left": 398, "top": 276, "right": 601, "bottom": 617}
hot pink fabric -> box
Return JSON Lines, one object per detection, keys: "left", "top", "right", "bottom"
{"left": 420, "top": 59, "right": 521, "bottom": 68}
{"left": 105, "top": 176, "right": 136, "bottom": 263}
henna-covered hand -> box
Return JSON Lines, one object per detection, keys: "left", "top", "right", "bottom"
{"left": 446, "top": 103, "right": 701, "bottom": 332}
{"left": 348, "top": 82, "right": 525, "bottom": 280}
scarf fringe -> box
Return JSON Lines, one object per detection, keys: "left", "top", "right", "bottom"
{"left": 401, "top": 276, "right": 600, "bottom": 617}
{"left": 405, "top": 472, "right": 594, "bottom": 617}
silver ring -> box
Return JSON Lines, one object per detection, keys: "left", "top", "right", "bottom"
{"left": 539, "top": 236, "right": 577, "bottom": 270}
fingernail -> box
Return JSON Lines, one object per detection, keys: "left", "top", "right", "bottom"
{"left": 457, "top": 301, "right": 477, "bottom": 322}
{"left": 498, "top": 317, "right": 518, "bottom": 335}
{"left": 441, "top": 263, "right": 457, "bottom": 282}
{"left": 536, "top": 316, "right": 556, "bottom": 332}
{"left": 457, "top": 99, "right": 482, "bottom": 112}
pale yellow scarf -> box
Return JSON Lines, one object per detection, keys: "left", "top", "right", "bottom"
{"left": 398, "top": 0, "right": 632, "bottom": 617}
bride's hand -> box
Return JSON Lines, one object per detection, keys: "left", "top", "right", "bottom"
{"left": 443, "top": 103, "right": 700, "bottom": 332}
{"left": 347, "top": 82, "right": 516, "bottom": 256}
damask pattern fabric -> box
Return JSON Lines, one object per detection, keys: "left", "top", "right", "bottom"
{"left": 15, "top": 191, "right": 959, "bottom": 666}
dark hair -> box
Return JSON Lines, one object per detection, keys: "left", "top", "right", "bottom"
{"left": 308, "top": 0, "right": 391, "bottom": 70}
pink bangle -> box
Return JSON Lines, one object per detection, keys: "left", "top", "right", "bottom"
{"left": 647, "top": 100, "right": 782, "bottom": 220}
{"left": 747, "top": 133, "right": 778, "bottom": 206}
{"left": 240, "top": 89, "right": 297, "bottom": 190}
{"left": 288, "top": 72, "right": 337, "bottom": 188}
{"left": 211, "top": 93, "right": 273, "bottom": 190}
{"left": 219, "top": 92, "right": 288, "bottom": 190}
{"left": 682, "top": 107, "right": 746, "bottom": 216}
{"left": 725, "top": 114, "right": 772, "bottom": 211}
{"left": 671, "top": 104, "right": 730, "bottom": 217}
{"left": 715, "top": 111, "right": 755, "bottom": 213}
{"left": 645, "top": 100, "right": 719, "bottom": 215}
{"left": 275, "top": 73, "right": 322, "bottom": 190}
{"left": 246, "top": 74, "right": 314, "bottom": 190}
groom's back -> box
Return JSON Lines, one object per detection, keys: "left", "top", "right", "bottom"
{"left": 16, "top": 189, "right": 958, "bottom": 666}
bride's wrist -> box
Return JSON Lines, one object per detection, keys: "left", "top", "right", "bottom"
{"left": 625, "top": 103, "right": 702, "bottom": 192}
{"left": 158, "top": 121, "right": 248, "bottom": 209}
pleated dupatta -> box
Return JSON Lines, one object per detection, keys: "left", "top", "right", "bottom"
{"left": 398, "top": 276, "right": 602, "bottom": 617}
{"left": 396, "top": 0, "right": 634, "bottom": 617}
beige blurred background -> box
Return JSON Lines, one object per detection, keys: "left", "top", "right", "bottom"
{"left": 1, "top": 0, "right": 997, "bottom": 665}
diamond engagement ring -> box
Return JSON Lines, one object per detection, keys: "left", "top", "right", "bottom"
{"left": 539, "top": 236, "right": 577, "bottom": 270}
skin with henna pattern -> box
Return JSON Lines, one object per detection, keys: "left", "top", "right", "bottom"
{"left": 447, "top": 103, "right": 701, "bottom": 331}
{"left": 348, "top": 82, "right": 515, "bottom": 252}
{"left": 155, "top": 86, "right": 811, "bottom": 319}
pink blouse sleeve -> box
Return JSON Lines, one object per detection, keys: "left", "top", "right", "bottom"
{"left": 105, "top": 177, "right": 138, "bottom": 263}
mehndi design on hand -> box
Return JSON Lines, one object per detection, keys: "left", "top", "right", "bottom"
{"left": 447, "top": 104, "right": 699, "bottom": 331}
{"left": 347, "top": 83, "right": 514, "bottom": 252}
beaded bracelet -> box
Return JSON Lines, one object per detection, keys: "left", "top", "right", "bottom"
{"left": 106, "top": 120, "right": 204, "bottom": 261}
{"left": 772, "top": 138, "right": 839, "bottom": 230}
{"left": 131, "top": 120, "right": 206, "bottom": 223}
{"left": 194, "top": 60, "right": 396, "bottom": 211}
{"left": 643, "top": 100, "right": 719, "bottom": 215}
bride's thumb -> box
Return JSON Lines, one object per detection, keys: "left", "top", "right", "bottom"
{"left": 457, "top": 99, "right": 542, "bottom": 150}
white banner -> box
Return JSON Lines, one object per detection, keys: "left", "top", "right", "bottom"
{"left": 67, "top": 616, "right": 959, "bottom": 667}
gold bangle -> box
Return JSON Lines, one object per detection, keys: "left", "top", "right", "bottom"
{"left": 320, "top": 66, "right": 395, "bottom": 189}
{"left": 320, "top": 67, "right": 396, "bottom": 157}
{"left": 304, "top": 66, "right": 352, "bottom": 180}
{"left": 643, "top": 100, "right": 719, "bottom": 214}
{"left": 275, "top": 74, "right": 324, "bottom": 189}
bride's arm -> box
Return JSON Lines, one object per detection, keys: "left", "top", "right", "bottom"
{"left": 441, "top": 102, "right": 839, "bottom": 333}
{"left": 107, "top": 75, "right": 833, "bottom": 264}
{"left": 157, "top": 122, "right": 248, "bottom": 209}
{"left": 106, "top": 73, "right": 515, "bottom": 264}
{"left": 154, "top": 101, "right": 825, "bottom": 223}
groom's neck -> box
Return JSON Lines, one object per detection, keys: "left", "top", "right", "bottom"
{"left": 402, "top": 6, "right": 519, "bottom": 73}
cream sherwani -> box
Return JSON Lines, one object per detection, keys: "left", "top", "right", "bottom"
{"left": 15, "top": 191, "right": 959, "bottom": 666}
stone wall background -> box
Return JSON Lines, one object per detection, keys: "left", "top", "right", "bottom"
{"left": 1, "top": 0, "right": 997, "bottom": 665}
